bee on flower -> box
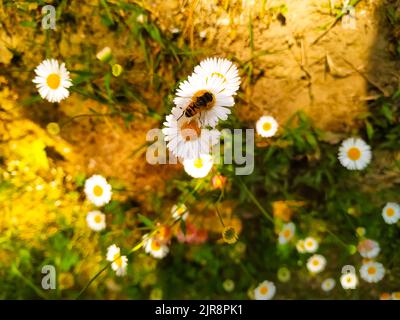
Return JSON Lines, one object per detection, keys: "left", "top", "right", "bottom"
{"left": 338, "top": 138, "right": 372, "bottom": 170}
{"left": 306, "top": 254, "right": 326, "bottom": 274}
{"left": 360, "top": 261, "right": 385, "bottom": 283}
{"left": 84, "top": 175, "right": 112, "bottom": 207}
{"left": 183, "top": 154, "right": 214, "bottom": 178}
{"left": 254, "top": 280, "right": 276, "bottom": 300}
{"left": 278, "top": 222, "right": 295, "bottom": 245}
{"left": 86, "top": 210, "right": 106, "bottom": 231}
{"left": 33, "top": 59, "right": 72, "bottom": 103}
{"left": 106, "top": 244, "right": 128, "bottom": 277}
{"left": 357, "top": 239, "right": 380, "bottom": 259}
{"left": 256, "top": 116, "right": 278, "bottom": 138}
{"left": 382, "top": 202, "right": 400, "bottom": 224}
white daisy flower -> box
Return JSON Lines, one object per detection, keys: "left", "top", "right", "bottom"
{"left": 106, "top": 244, "right": 128, "bottom": 277}
{"left": 144, "top": 235, "right": 169, "bottom": 259}
{"left": 254, "top": 280, "right": 276, "bottom": 300}
{"left": 357, "top": 239, "right": 380, "bottom": 259}
{"left": 340, "top": 272, "right": 358, "bottom": 289}
{"left": 86, "top": 210, "right": 106, "bottom": 231}
{"left": 192, "top": 57, "right": 240, "bottom": 96}
{"left": 84, "top": 175, "right": 112, "bottom": 207}
{"left": 304, "top": 237, "right": 319, "bottom": 253}
{"left": 321, "top": 278, "right": 336, "bottom": 292}
{"left": 338, "top": 138, "right": 372, "bottom": 170}
{"left": 32, "top": 59, "right": 72, "bottom": 103}
{"left": 296, "top": 239, "right": 306, "bottom": 253}
{"left": 360, "top": 261, "right": 385, "bottom": 283}
{"left": 162, "top": 107, "right": 220, "bottom": 160}
{"left": 306, "top": 254, "right": 326, "bottom": 274}
{"left": 278, "top": 222, "right": 295, "bottom": 245}
{"left": 174, "top": 73, "right": 235, "bottom": 128}
{"left": 171, "top": 203, "right": 189, "bottom": 221}
{"left": 382, "top": 202, "right": 400, "bottom": 224}
{"left": 183, "top": 154, "right": 214, "bottom": 178}
{"left": 256, "top": 116, "right": 278, "bottom": 138}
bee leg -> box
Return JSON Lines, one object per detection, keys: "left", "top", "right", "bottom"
{"left": 177, "top": 113, "right": 184, "bottom": 121}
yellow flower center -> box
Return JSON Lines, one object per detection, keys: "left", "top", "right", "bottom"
{"left": 93, "top": 185, "right": 103, "bottom": 197}
{"left": 367, "top": 266, "right": 376, "bottom": 275}
{"left": 346, "top": 276, "right": 352, "bottom": 283}
{"left": 306, "top": 240, "right": 313, "bottom": 247}
{"left": 262, "top": 122, "right": 272, "bottom": 132}
{"left": 113, "top": 254, "right": 123, "bottom": 267}
{"left": 94, "top": 214, "right": 102, "bottom": 224}
{"left": 46, "top": 73, "right": 61, "bottom": 90}
{"left": 312, "top": 259, "right": 320, "bottom": 266}
{"left": 283, "top": 229, "right": 291, "bottom": 239}
{"left": 387, "top": 207, "right": 395, "bottom": 217}
{"left": 151, "top": 240, "right": 161, "bottom": 251}
{"left": 347, "top": 147, "right": 361, "bottom": 161}
{"left": 193, "top": 158, "right": 204, "bottom": 169}
{"left": 260, "top": 286, "right": 268, "bottom": 295}
{"left": 180, "top": 120, "right": 201, "bottom": 142}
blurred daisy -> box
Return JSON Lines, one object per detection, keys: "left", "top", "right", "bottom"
{"left": 338, "top": 138, "right": 372, "bottom": 170}
{"left": 360, "top": 261, "right": 385, "bottom": 283}
{"left": 254, "top": 280, "right": 276, "bottom": 300}
{"left": 86, "top": 210, "right": 106, "bottom": 231}
{"left": 278, "top": 222, "right": 295, "bottom": 244}
{"left": 321, "top": 278, "right": 336, "bottom": 292}
{"left": 183, "top": 154, "right": 214, "bottom": 178}
{"left": 357, "top": 239, "right": 380, "bottom": 259}
{"left": 171, "top": 203, "right": 189, "bottom": 221}
{"left": 192, "top": 57, "right": 240, "bottom": 96}
{"left": 306, "top": 254, "right": 326, "bottom": 274}
{"left": 304, "top": 237, "right": 319, "bottom": 253}
{"left": 84, "top": 175, "right": 112, "bottom": 207}
{"left": 174, "top": 73, "right": 235, "bottom": 127}
{"left": 144, "top": 235, "right": 169, "bottom": 259}
{"left": 256, "top": 116, "right": 278, "bottom": 138}
{"left": 380, "top": 292, "right": 392, "bottom": 300}
{"left": 106, "top": 244, "right": 128, "bottom": 277}
{"left": 340, "top": 272, "right": 358, "bottom": 289}
{"left": 33, "top": 59, "right": 72, "bottom": 103}
{"left": 162, "top": 108, "right": 220, "bottom": 160}
{"left": 296, "top": 239, "right": 306, "bottom": 253}
{"left": 382, "top": 202, "right": 400, "bottom": 224}
{"left": 392, "top": 292, "right": 400, "bottom": 300}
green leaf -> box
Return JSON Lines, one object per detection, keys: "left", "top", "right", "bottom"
{"left": 365, "top": 121, "right": 374, "bottom": 140}
{"left": 137, "top": 214, "right": 154, "bottom": 227}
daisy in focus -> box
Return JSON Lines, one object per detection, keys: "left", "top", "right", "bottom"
{"left": 162, "top": 107, "right": 220, "bottom": 160}
{"left": 321, "top": 278, "right": 336, "bottom": 292}
{"left": 171, "top": 203, "right": 189, "bottom": 221}
{"left": 86, "top": 210, "right": 106, "bottom": 231}
{"left": 143, "top": 235, "right": 169, "bottom": 259}
{"left": 338, "top": 138, "right": 372, "bottom": 170}
{"left": 254, "top": 280, "right": 276, "bottom": 300}
{"left": 306, "top": 254, "right": 326, "bottom": 274}
{"left": 106, "top": 244, "right": 128, "bottom": 277}
{"left": 360, "top": 261, "right": 385, "bottom": 283}
{"left": 256, "top": 116, "right": 278, "bottom": 138}
{"left": 32, "top": 59, "right": 72, "bottom": 103}
{"left": 183, "top": 154, "right": 214, "bottom": 178}
{"left": 84, "top": 175, "right": 112, "bottom": 207}
{"left": 357, "top": 239, "right": 380, "bottom": 259}
{"left": 382, "top": 202, "right": 400, "bottom": 224}
{"left": 278, "top": 222, "right": 295, "bottom": 244}
{"left": 192, "top": 57, "right": 241, "bottom": 96}
{"left": 304, "top": 237, "right": 319, "bottom": 253}
{"left": 174, "top": 73, "right": 235, "bottom": 128}
{"left": 340, "top": 271, "right": 358, "bottom": 289}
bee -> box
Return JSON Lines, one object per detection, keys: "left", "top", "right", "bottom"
{"left": 177, "top": 90, "right": 215, "bottom": 121}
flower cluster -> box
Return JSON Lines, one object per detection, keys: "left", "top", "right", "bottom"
{"left": 162, "top": 58, "right": 240, "bottom": 178}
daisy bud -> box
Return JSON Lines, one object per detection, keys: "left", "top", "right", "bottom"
{"left": 212, "top": 175, "right": 227, "bottom": 190}
{"left": 277, "top": 267, "right": 291, "bottom": 283}
{"left": 46, "top": 122, "right": 60, "bottom": 135}
{"left": 222, "top": 226, "right": 238, "bottom": 244}
{"left": 223, "top": 279, "right": 235, "bottom": 292}
{"left": 96, "top": 47, "right": 112, "bottom": 62}
{"left": 112, "top": 64, "right": 123, "bottom": 77}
